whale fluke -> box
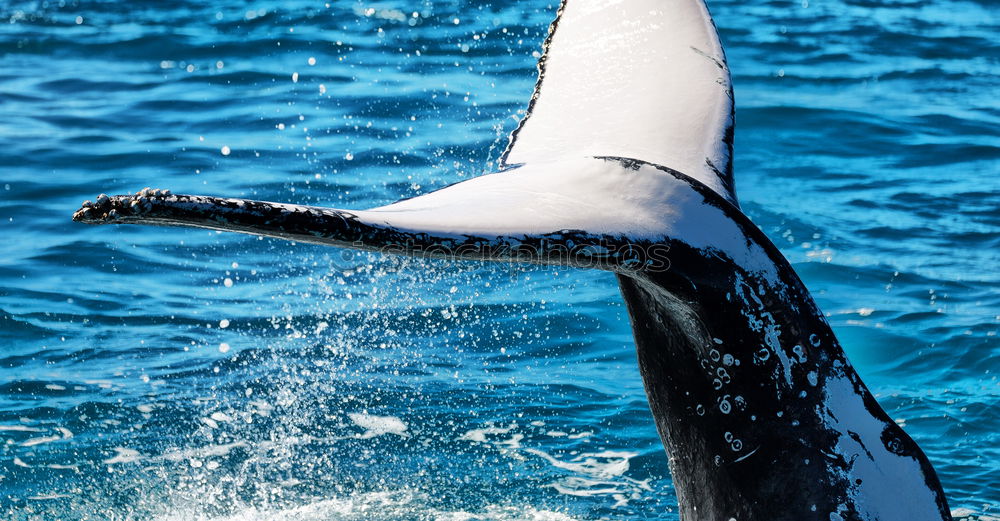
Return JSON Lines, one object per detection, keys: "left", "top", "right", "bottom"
{"left": 502, "top": 0, "right": 736, "bottom": 205}
{"left": 72, "top": 159, "right": 742, "bottom": 271}
{"left": 72, "top": 1, "right": 953, "bottom": 519}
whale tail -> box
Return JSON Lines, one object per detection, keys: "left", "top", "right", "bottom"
{"left": 72, "top": 1, "right": 953, "bottom": 519}
{"left": 74, "top": 0, "right": 741, "bottom": 269}
{"left": 71, "top": 156, "right": 739, "bottom": 273}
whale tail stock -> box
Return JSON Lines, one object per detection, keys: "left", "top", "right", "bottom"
{"left": 72, "top": 0, "right": 952, "bottom": 519}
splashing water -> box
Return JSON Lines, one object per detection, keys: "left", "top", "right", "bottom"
{"left": 0, "top": 0, "right": 997, "bottom": 520}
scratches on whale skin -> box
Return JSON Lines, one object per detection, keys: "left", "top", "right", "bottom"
{"left": 706, "top": 157, "right": 736, "bottom": 196}
{"left": 689, "top": 45, "right": 728, "bottom": 71}
{"left": 731, "top": 445, "right": 759, "bottom": 464}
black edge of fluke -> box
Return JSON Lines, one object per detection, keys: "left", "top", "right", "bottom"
{"left": 73, "top": 188, "right": 172, "bottom": 224}
{"left": 72, "top": 188, "right": 363, "bottom": 249}
{"left": 497, "top": 0, "right": 567, "bottom": 168}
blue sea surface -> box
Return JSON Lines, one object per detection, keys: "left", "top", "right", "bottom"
{"left": 0, "top": 0, "right": 997, "bottom": 519}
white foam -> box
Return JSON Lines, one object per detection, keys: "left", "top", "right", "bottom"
{"left": 0, "top": 424, "right": 44, "bottom": 432}
{"left": 458, "top": 425, "right": 513, "bottom": 443}
{"left": 149, "top": 489, "right": 581, "bottom": 521}
{"left": 526, "top": 449, "right": 636, "bottom": 479}
{"left": 28, "top": 493, "right": 71, "bottom": 500}
{"left": 550, "top": 476, "right": 629, "bottom": 496}
{"left": 525, "top": 448, "right": 650, "bottom": 508}
{"left": 104, "top": 447, "right": 142, "bottom": 465}
{"left": 951, "top": 509, "right": 1000, "bottom": 521}
{"left": 498, "top": 433, "right": 524, "bottom": 450}
{"left": 458, "top": 423, "right": 648, "bottom": 508}
{"left": 21, "top": 435, "right": 62, "bottom": 447}
{"left": 348, "top": 412, "right": 408, "bottom": 439}
{"left": 210, "top": 412, "right": 233, "bottom": 422}
{"left": 160, "top": 441, "right": 248, "bottom": 462}
{"left": 248, "top": 400, "right": 273, "bottom": 416}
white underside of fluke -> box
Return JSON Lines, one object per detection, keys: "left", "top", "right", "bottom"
{"left": 356, "top": 157, "right": 775, "bottom": 281}
{"left": 344, "top": 0, "right": 743, "bottom": 271}
{"left": 502, "top": 0, "right": 735, "bottom": 205}
{"left": 75, "top": 2, "right": 748, "bottom": 280}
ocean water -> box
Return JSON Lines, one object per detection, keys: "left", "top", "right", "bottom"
{"left": 0, "top": 0, "right": 997, "bottom": 519}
